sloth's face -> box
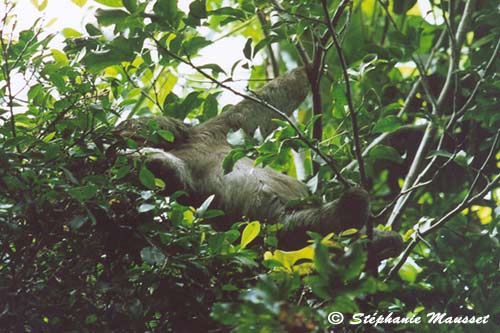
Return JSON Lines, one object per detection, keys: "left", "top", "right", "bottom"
{"left": 113, "top": 118, "right": 165, "bottom": 148}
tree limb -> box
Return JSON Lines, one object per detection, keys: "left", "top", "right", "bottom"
{"left": 386, "top": 0, "right": 475, "bottom": 228}
{"left": 386, "top": 129, "right": 499, "bottom": 280}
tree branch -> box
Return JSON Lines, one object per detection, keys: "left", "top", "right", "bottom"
{"left": 386, "top": 130, "right": 500, "bottom": 280}
{"left": 321, "top": 0, "right": 367, "bottom": 189}
{"left": 386, "top": 0, "right": 474, "bottom": 228}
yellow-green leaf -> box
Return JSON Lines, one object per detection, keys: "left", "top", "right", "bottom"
{"left": 45, "top": 18, "right": 58, "bottom": 28}
{"left": 50, "top": 49, "right": 68, "bottom": 65}
{"left": 31, "top": 0, "right": 48, "bottom": 11}
{"left": 398, "top": 258, "right": 423, "bottom": 284}
{"left": 139, "top": 165, "right": 156, "bottom": 189}
{"left": 62, "top": 28, "right": 83, "bottom": 38}
{"left": 154, "top": 70, "right": 178, "bottom": 107}
{"left": 95, "top": 0, "right": 123, "bottom": 8}
{"left": 240, "top": 221, "right": 260, "bottom": 248}
{"left": 154, "top": 178, "right": 165, "bottom": 189}
{"left": 43, "top": 132, "right": 56, "bottom": 142}
{"left": 71, "top": 0, "right": 88, "bottom": 7}
{"left": 265, "top": 245, "right": 314, "bottom": 271}
{"left": 339, "top": 228, "right": 359, "bottom": 237}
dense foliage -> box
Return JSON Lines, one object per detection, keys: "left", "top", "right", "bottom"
{"left": 1, "top": 0, "right": 499, "bottom": 332}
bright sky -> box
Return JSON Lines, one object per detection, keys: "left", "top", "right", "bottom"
{"left": 12, "top": 0, "right": 247, "bottom": 105}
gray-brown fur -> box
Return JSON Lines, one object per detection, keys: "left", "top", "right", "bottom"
{"left": 116, "top": 67, "right": 402, "bottom": 258}
{"left": 196, "top": 66, "right": 309, "bottom": 142}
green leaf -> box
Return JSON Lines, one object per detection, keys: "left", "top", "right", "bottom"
{"left": 254, "top": 39, "right": 271, "bottom": 57}
{"left": 393, "top": 0, "right": 417, "bottom": 15}
{"left": 453, "top": 150, "right": 472, "bottom": 167}
{"left": 62, "top": 28, "right": 83, "bottom": 38}
{"left": 27, "top": 84, "right": 43, "bottom": 101}
{"left": 71, "top": 0, "right": 87, "bottom": 7}
{"left": 339, "top": 228, "right": 359, "bottom": 237}
{"left": 240, "top": 221, "right": 261, "bottom": 249}
{"left": 209, "top": 7, "right": 246, "bottom": 21}
{"left": 331, "top": 295, "right": 359, "bottom": 313}
{"left": 139, "top": 165, "right": 156, "bottom": 189}
{"left": 95, "top": 0, "right": 123, "bottom": 7}
{"left": 155, "top": 178, "right": 166, "bottom": 189}
{"left": 208, "top": 233, "right": 226, "bottom": 253}
{"left": 341, "top": 242, "right": 366, "bottom": 281}
{"left": 372, "top": 116, "right": 402, "bottom": 134}
{"left": 85, "top": 314, "right": 97, "bottom": 324}
{"left": 157, "top": 129, "right": 174, "bottom": 142}
{"left": 202, "top": 94, "right": 219, "bottom": 120}
{"left": 190, "top": 0, "right": 207, "bottom": 17}
{"left": 154, "top": 0, "right": 179, "bottom": 27}
{"left": 85, "top": 23, "right": 101, "bottom": 36}
{"left": 203, "top": 210, "right": 225, "bottom": 219}
{"left": 140, "top": 246, "right": 166, "bottom": 265}
{"left": 198, "top": 63, "right": 226, "bottom": 76}
{"left": 31, "top": 0, "right": 48, "bottom": 11}
{"left": 122, "top": 0, "right": 137, "bottom": 12}
{"left": 182, "top": 37, "right": 211, "bottom": 55}
{"left": 243, "top": 38, "right": 253, "bottom": 60}
{"left": 185, "top": 0, "right": 207, "bottom": 26}
{"left": 398, "top": 258, "right": 423, "bottom": 283}
{"left": 85, "top": 36, "right": 138, "bottom": 70}
{"left": 50, "top": 49, "right": 69, "bottom": 65}
{"left": 95, "top": 9, "right": 129, "bottom": 26}
{"left": 114, "top": 165, "right": 131, "bottom": 179}
{"left": 429, "top": 149, "right": 453, "bottom": 159}
{"left": 225, "top": 229, "right": 240, "bottom": 243}
{"left": 68, "top": 184, "right": 99, "bottom": 202}
{"left": 222, "top": 148, "right": 246, "bottom": 174}
{"left": 313, "top": 241, "right": 338, "bottom": 280}
{"left": 42, "top": 131, "right": 56, "bottom": 142}
{"left": 68, "top": 215, "right": 88, "bottom": 230}
{"left": 61, "top": 167, "right": 79, "bottom": 185}
{"left": 369, "top": 145, "right": 404, "bottom": 164}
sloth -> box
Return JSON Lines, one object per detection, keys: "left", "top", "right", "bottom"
{"left": 114, "top": 67, "right": 403, "bottom": 260}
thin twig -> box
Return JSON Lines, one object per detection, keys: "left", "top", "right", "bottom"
{"left": 121, "top": 65, "right": 165, "bottom": 117}
{"left": 257, "top": 9, "right": 280, "bottom": 78}
{"left": 456, "top": 37, "right": 500, "bottom": 118}
{"left": 321, "top": 0, "right": 367, "bottom": 189}
{"left": 373, "top": 144, "right": 462, "bottom": 219}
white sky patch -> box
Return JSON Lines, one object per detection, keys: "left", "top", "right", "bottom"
{"left": 417, "top": 0, "right": 444, "bottom": 25}
{"left": 174, "top": 34, "right": 248, "bottom": 106}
